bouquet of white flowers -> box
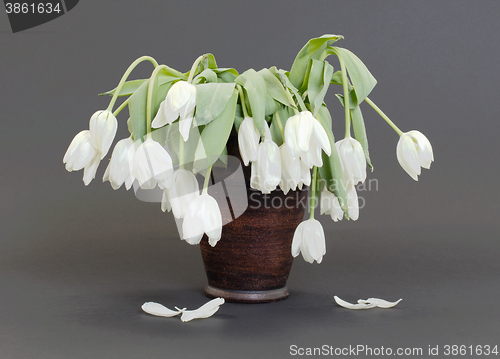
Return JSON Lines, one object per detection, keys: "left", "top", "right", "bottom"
{"left": 63, "top": 34, "right": 433, "bottom": 265}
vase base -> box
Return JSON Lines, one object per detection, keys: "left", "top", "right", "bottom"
{"left": 204, "top": 285, "right": 289, "bottom": 303}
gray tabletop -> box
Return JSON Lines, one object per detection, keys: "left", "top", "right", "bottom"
{"left": 1, "top": 1, "right": 499, "bottom": 358}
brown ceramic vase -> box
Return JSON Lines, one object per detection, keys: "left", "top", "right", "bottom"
{"left": 200, "top": 132, "right": 307, "bottom": 303}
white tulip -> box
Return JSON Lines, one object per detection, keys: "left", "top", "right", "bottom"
{"left": 279, "top": 144, "right": 301, "bottom": 194}
{"left": 335, "top": 137, "right": 366, "bottom": 186}
{"left": 238, "top": 116, "right": 260, "bottom": 166}
{"left": 397, "top": 130, "right": 434, "bottom": 181}
{"left": 320, "top": 186, "right": 343, "bottom": 222}
{"left": 89, "top": 110, "right": 118, "bottom": 159}
{"left": 291, "top": 219, "right": 326, "bottom": 264}
{"left": 167, "top": 169, "right": 200, "bottom": 219}
{"left": 63, "top": 130, "right": 101, "bottom": 186}
{"left": 346, "top": 183, "right": 359, "bottom": 221}
{"left": 152, "top": 81, "right": 196, "bottom": 142}
{"left": 297, "top": 159, "right": 311, "bottom": 190}
{"left": 161, "top": 189, "right": 171, "bottom": 213}
{"left": 182, "top": 193, "right": 223, "bottom": 247}
{"left": 250, "top": 138, "right": 281, "bottom": 194}
{"left": 103, "top": 137, "right": 136, "bottom": 190}
{"left": 132, "top": 138, "right": 173, "bottom": 190}
{"left": 284, "top": 111, "right": 331, "bottom": 168}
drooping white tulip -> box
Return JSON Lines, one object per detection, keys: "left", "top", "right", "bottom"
{"left": 167, "top": 169, "right": 200, "bottom": 219}
{"left": 103, "top": 137, "right": 136, "bottom": 190}
{"left": 63, "top": 130, "right": 101, "bottom": 186}
{"left": 320, "top": 186, "right": 343, "bottom": 222}
{"left": 89, "top": 110, "right": 118, "bottom": 159}
{"left": 132, "top": 138, "right": 173, "bottom": 190}
{"left": 335, "top": 137, "right": 367, "bottom": 186}
{"left": 279, "top": 144, "right": 301, "bottom": 194}
{"left": 297, "top": 159, "right": 311, "bottom": 190}
{"left": 250, "top": 138, "right": 281, "bottom": 194}
{"left": 397, "top": 130, "right": 434, "bottom": 181}
{"left": 291, "top": 218, "right": 326, "bottom": 264}
{"left": 284, "top": 111, "right": 331, "bottom": 168}
{"left": 152, "top": 81, "right": 196, "bottom": 142}
{"left": 346, "top": 183, "right": 359, "bottom": 221}
{"left": 238, "top": 116, "right": 260, "bottom": 166}
{"left": 182, "top": 193, "right": 223, "bottom": 247}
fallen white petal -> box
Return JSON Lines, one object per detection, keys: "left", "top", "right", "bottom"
{"left": 179, "top": 297, "right": 225, "bottom": 322}
{"left": 141, "top": 302, "right": 182, "bottom": 317}
{"left": 358, "top": 297, "right": 402, "bottom": 308}
{"left": 334, "top": 296, "right": 377, "bottom": 310}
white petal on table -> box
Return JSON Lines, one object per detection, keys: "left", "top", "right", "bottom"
{"left": 357, "top": 297, "right": 402, "bottom": 308}
{"left": 179, "top": 298, "right": 225, "bottom": 323}
{"left": 334, "top": 296, "right": 377, "bottom": 310}
{"left": 141, "top": 302, "right": 182, "bottom": 317}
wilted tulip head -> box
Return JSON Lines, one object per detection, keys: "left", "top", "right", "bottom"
{"left": 396, "top": 130, "right": 434, "bottom": 181}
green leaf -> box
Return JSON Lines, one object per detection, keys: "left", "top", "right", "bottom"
{"left": 316, "top": 105, "right": 348, "bottom": 213}
{"left": 127, "top": 80, "right": 149, "bottom": 141}
{"left": 351, "top": 105, "right": 373, "bottom": 170}
{"left": 307, "top": 59, "right": 334, "bottom": 116}
{"left": 194, "top": 69, "right": 218, "bottom": 84}
{"left": 199, "top": 53, "right": 218, "bottom": 71}
{"left": 269, "top": 106, "right": 292, "bottom": 146}
{"left": 213, "top": 68, "right": 239, "bottom": 83}
{"left": 193, "top": 90, "right": 238, "bottom": 173}
{"left": 165, "top": 122, "right": 203, "bottom": 171}
{"left": 194, "top": 83, "right": 236, "bottom": 126}
{"left": 258, "top": 68, "right": 293, "bottom": 107}
{"left": 235, "top": 69, "right": 267, "bottom": 136}
{"left": 264, "top": 95, "right": 281, "bottom": 116}
{"left": 289, "top": 34, "right": 343, "bottom": 89}
{"left": 234, "top": 104, "right": 244, "bottom": 132}
{"left": 328, "top": 47, "right": 377, "bottom": 107}
{"left": 100, "top": 79, "right": 147, "bottom": 97}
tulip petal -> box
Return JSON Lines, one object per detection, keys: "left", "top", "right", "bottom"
{"left": 408, "top": 130, "right": 434, "bottom": 169}
{"left": 178, "top": 115, "right": 193, "bottom": 142}
{"left": 151, "top": 100, "right": 168, "bottom": 128}
{"left": 334, "top": 296, "right": 377, "bottom": 310}
{"left": 397, "top": 134, "right": 421, "bottom": 181}
{"left": 238, "top": 117, "right": 260, "bottom": 166}
{"left": 141, "top": 302, "right": 182, "bottom": 317}
{"left": 312, "top": 119, "right": 332, "bottom": 156}
{"left": 358, "top": 297, "right": 402, "bottom": 308}
{"left": 179, "top": 298, "right": 225, "bottom": 322}
{"left": 82, "top": 154, "right": 100, "bottom": 186}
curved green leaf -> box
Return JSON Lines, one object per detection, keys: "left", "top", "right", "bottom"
{"left": 193, "top": 90, "right": 238, "bottom": 173}
{"left": 258, "top": 68, "right": 293, "bottom": 107}
{"left": 289, "top": 34, "right": 343, "bottom": 89}
{"left": 99, "top": 79, "right": 147, "bottom": 97}
{"left": 235, "top": 69, "right": 267, "bottom": 136}
{"left": 194, "top": 83, "right": 236, "bottom": 126}
{"left": 328, "top": 47, "right": 377, "bottom": 107}
{"left": 307, "top": 59, "right": 334, "bottom": 116}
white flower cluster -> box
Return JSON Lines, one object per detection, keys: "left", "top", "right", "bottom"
{"left": 64, "top": 81, "right": 223, "bottom": 247}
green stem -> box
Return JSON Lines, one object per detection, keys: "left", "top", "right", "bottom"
{"left": 106, "top": 56, "right": 159, "bottom": 112}
{"left": 112, "top": 97, "right": 131, "bottom": 117}
{"left": 338, "top": 55, "right": 351, "bottom": 138}
{"left": 274, "top": 111, "right": 285, "bottom": 142}
{"left": 202, "top": 166, "right": 212, "bottom": 194}
{"left": 146, "top": 65, "right": 168, "bottom": 134}
{"left": 236, "top": 84, "right": 249, "bottom": 118}
{"left": 309, "top": 166, "right": 318, "bottom": 220}
{"left": 365, "top": 97, "right": 404, "bottom": 136}
{"left": 187, "top": 54, "right": 207, "bottom": 84}
{"left": 178, "top": 136, "right": 184, "bottom": 169}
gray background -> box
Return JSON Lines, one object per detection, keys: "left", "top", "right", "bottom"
{"left": 1, "top": 1, "right": 499, "bottom": 358}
